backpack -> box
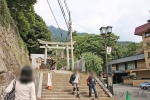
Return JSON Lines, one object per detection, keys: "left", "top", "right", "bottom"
{"left": 4, "top": 80, "right": 16, "bottom": 100}
{"left": 86, "top": 78, "right": 89, "bottom": 86}
{"left": 69, "top": 74, "right": 76, "bottom": 84}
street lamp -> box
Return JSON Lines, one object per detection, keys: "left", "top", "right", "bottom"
{"left": 99, "top": 26, "right": 113, "bottom": 93}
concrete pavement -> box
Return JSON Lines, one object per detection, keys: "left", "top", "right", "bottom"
{"left": 113, "top": 84, "right": 150, "bottom": 100}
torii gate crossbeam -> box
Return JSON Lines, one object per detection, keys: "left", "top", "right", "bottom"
{"left": 38, "top": 39, "right": 75, "bottom": 70}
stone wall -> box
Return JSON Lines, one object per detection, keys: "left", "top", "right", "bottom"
{"left": 0, "top": 25, "right": 29, "bottom": 72}
{"left": 0, "top": 0, "right": 29, "bottom": 83}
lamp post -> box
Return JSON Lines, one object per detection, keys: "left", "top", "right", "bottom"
{"left": 99, "top": 26, "right": 113, "bottom": 93}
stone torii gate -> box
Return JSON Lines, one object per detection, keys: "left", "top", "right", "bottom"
{"left": 38, "top": 39, "right": 75, "bottom": 70}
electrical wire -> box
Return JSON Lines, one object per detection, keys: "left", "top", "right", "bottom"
{"left": 57, "top": 0, "right": 69, "bottom": 30}
{"left": 47, "top": 0, "right": 70, "bottom": 60}
{"left": 62, "top": 0, "right": 95, "bottom": 35}
{"left": 47, "top": 0, "right": 69, "bottom": 38}
{"left": 64, "top": 0, "right": 70, "bottom": 14}
{"left": 72, "top": 20, "right": 95, "bottom": 34}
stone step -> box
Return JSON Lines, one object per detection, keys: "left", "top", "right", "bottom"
{"left": 43, "top": 79, "right": 88, "bottom": 81}
{"left": 41, "top": 91, "right": 107, "bottom": 95}
{"left": 41, "top": 94, "right": 108, "bottom": 98}
{"left": 40, "top": 97, "right": 112, "bottom": 100}
{"left": 42, "top": 89, "right": 104, "bottom": 92}
{"left": 43, "top": 75, "right": 89, "bottom": 78}
{"left": 42, "top": 83, "right": 88, "bottom": 86}
{"left": 41, "top": 72, "right": 112, "bottom": 100}
{"left": 42, "top": 80, "right": 89, "bottom": 83}
{"left": 42, "top": 86, "right": 102, "bottom": 89}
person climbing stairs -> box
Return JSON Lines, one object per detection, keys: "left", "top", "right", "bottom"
{"left": 40, "top": 71, "right": 114, "bottom": 100}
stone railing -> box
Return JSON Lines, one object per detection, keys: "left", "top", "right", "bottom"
{"left": 74, "top": 57, "right": 86, "bottom": 72}
{"left": 95, "top": 77, "right": 114, "bottom": 98}
{"left": 33, "top": 70, "right": 40, "bottom": 96}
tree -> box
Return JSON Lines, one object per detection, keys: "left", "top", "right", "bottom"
{"left": 73, "top": 33, "right": 119, "bottom": 67}
{"left": 127, "top": 42, "right": 139, "bottom": 56}
{"left": 6, "top": 0, "right": 52, "bottom": 54}
{"left": 26, "top": 14, "right": 52, "bottom": 54}
{"left": 56, "top": 58, "right": 67, "bottom": 70}
{"left": 81, "top": 52, "right": 103, "bottom": 75}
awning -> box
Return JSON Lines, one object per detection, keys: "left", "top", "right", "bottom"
{"left": 113, "top": 70, "right": 129, "bottom": 74}
{"left": 122, "top": 76, "right": 130, "bottom": 79}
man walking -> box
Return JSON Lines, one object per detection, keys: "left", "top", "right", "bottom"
{"left": 87, "top": 72, "right": 98, "bottom": 98}
{"left": 69, "top": 69, "right": 80, "bottom": 98}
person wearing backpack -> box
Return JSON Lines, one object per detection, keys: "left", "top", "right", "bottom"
{"left": 69, "top": 69, "right": 81, "bottom": 98}
{"left": 4, "top": 66, "right": 36, "bottom": 100}
{"left": 87, "top": 72, "right": 98, "bottom": 98}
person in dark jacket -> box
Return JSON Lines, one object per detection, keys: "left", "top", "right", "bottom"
{"left": 87, "top": 72, "right": 98, "bottom": 98}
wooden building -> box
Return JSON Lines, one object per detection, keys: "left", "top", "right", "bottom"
{"left": 111, "top": 19, "right": 150, "bottom": 86}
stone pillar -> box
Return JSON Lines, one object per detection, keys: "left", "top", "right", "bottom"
{"left": 81, "top": 57, "right": 86, "bottom": 72}
{"left": 56, "top": 45, "right": 58, "bottom": 61}
{"left": 61, "top": 50, "right": 64, "bottom": 58}
{"left": 66, "top": 46, "right": 70, "bottom": 70}
{"left": 44, "top": 44, "right": 48, "bottom": 64}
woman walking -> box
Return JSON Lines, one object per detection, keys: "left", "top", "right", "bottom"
{"left": 5, "top": 66, "right": 36, "bottom": 100}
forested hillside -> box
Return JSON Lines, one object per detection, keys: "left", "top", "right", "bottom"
{"left": 6, "top": 0, "right": 52, "bottom": 54}
{"left": 49, "top": 25, "right": 92, "bottom": 42}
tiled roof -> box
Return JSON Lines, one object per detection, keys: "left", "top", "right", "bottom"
{"left": 134, "top": 20, "right": 150, "bottom": 36}
{"left": 111, "top": 54, "right": 144, "bottom": 64}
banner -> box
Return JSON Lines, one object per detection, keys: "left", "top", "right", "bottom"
{"left": 107, "top": 47, "right": 112, "bottom": 54}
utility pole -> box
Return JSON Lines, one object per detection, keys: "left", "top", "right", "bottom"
{"left": 69, "top": 11, "right": 74, "bottom": 70}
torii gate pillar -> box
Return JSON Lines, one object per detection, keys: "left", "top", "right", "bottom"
{"left": 44, "top": 44, "right": 48, "bottom": 64}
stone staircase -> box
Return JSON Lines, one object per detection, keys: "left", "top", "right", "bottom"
{"left": 40, "top": 71, "right": 114, "bottom": 100}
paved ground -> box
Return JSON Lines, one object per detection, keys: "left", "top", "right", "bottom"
{"left": 113, "top": 84, "right": 150, "bottom": 100}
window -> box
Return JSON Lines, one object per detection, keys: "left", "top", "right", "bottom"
{"left": 118, "top": 64, "right": 125, "bottom": 71}
{"left": 145, "top": 32, "right": 150, "bottom": 38}
{"left": 127, "top": 62, "right": 135, "bottom": 70}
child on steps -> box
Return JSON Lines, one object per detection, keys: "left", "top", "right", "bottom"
{"left": 69, "top": 69, "right": 81, "bottom": 98}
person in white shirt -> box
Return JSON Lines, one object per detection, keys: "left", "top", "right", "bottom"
{"left": 5, "top": 66, "right": 36, "bottom": 100}
{"left": 70, "top": 69, "right": 81, "bottom": 98}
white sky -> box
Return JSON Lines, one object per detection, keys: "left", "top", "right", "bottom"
{"left": 34, "top": 0, "right": 150, "bottom": 42}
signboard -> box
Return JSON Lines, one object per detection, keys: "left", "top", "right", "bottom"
{"left": 107, "top": 47, "right": 112, "bottom": 54}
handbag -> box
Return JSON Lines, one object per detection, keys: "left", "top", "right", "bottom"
{"left": 4, "top": 80, "right": 16, "bottom": 100}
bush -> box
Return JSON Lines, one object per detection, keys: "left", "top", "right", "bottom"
{"left": 81, "top": 52, "right": 103, "bottom": 75}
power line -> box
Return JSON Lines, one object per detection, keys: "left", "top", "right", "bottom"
{"left": 72, "top": 20, "right": 95, "bottom": 34}
{"left": 47, "top": 0, "right": 70, "bottom": 59}
{"left": 46, "top": 0, "right": 69, "bottom": 39}
{"left": 57, "top": 0, "right": 69, "bottom": 31}
{"left": 64, "top": 0, "right": 70, "bottom": 14}
{"left": 61, "top": 0, "right": 95, "bottom": 35}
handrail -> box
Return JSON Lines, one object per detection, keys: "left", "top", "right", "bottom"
{"left": 95, "top": 76, "right": 113, "bottom": 98}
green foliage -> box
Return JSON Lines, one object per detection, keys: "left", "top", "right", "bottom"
{"left": 56, "top": 58, "right": 67, "bottom": 70}
{"left": 112, "top": 42, "right": 140, "bottom": 59}
{"left": 0, "top": 0, "right": 13, "bottom": 27}
{"left": 82, "top": 52, "right": 103, "bottom": 74}
{"left": 73, "top": 34, "right": 119, "bottom": 66}
{"left": 6, "top": 0, "right": 52, "bottom": 54}
{"left": 26, "top": 14, "right": 52, "bottom": 54}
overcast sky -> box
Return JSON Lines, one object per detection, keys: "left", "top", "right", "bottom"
{"left": 34, "top": 0, "right": 150, "bottom": 42}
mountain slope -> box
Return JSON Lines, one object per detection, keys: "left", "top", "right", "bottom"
{"left": 48, "top": 25, "right": 90, "bottom": 42}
